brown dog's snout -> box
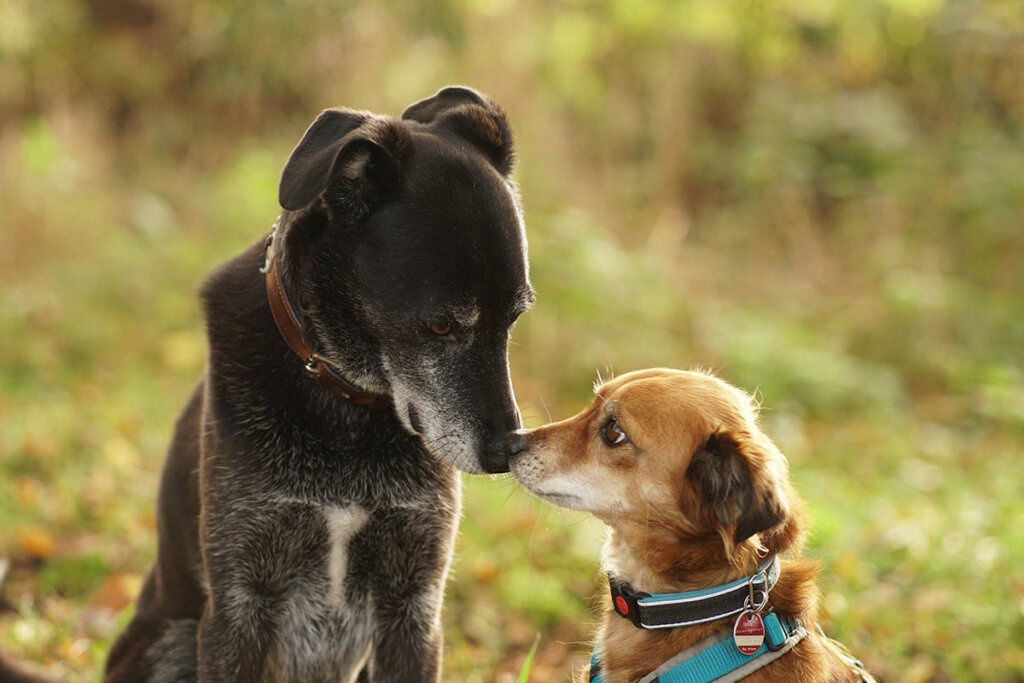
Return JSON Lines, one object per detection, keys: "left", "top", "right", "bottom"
{"left": 505, "top": 430, "right": 530, "bottom": 458}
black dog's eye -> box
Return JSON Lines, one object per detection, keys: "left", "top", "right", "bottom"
{"left": 601, "top": 417, "right": 629, "bottom": 446}
{"left": 427, "top": 320, "right": 454, "bottom": 337}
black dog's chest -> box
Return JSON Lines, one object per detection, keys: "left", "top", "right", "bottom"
{"left": 259, "top": 502, "right": 376, "bottom": 682}
{"left": 246, "top": 492, "right": 457, "bottom": 682}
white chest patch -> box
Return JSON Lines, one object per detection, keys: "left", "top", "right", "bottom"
{"left": 324, "top": 505, "right": 370, "bottom": 607}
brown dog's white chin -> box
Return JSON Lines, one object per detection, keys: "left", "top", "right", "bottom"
{"left": 512, "top": 465, "right": 611, "bottom": 514}
{"left": 534, "top": 490, "right": 586, "bottom": 510}
{"left": 510, "top": 468, "right": 584, "bottom": 510}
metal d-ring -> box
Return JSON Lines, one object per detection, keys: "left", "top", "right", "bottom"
{"left": 746, "top": 571, "right": 770, "bottom": 613}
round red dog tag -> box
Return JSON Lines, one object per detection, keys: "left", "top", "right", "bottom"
{"left": 733, "top": 611, "right": 765, "bottom": 655}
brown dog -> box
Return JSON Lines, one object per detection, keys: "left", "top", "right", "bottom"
{"left": 508, "top": 368, "right": 873, "bottom": 683}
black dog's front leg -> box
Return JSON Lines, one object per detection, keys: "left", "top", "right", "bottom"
{"left": 362, "top": 508, "right": 456, "bottom": 683}
{"left": 196, "top": 596, "right": 275, "bottom": 683}
{"left": 194, "top": 504, "right": 302, "bottom": 682}
{"left": 366, "top": 598, "right": 443, "bottom": 683}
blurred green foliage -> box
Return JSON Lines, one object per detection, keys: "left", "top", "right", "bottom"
{"left": 1, "top": 0, "right": 1022, "bottom": 680}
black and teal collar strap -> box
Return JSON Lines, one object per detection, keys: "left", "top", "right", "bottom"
{"left": 609, "top": 556, "right": 781, "bottom": 630}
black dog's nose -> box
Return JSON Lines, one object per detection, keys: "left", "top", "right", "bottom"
{"left": 481, "top": 435, "right": 511, "bottom": 474}
{"left": 506, "top": 430, "right": 530, "bottom": 458}
{"left": 480, "top": 431, "right": 530, "bottom": 474}
{"left": 480, "top": 405, "right": 522, "bottom": 474}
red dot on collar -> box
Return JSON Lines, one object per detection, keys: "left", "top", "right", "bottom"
{"left": 615, "top": 595, "right": 629, "bottom": 615}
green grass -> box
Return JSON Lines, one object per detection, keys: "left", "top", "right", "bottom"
{"left": 517, "top": 633, "right": 542, "bottom": 683}
{"left": 2, "top": 1, "right": 1024, "bottom": 680}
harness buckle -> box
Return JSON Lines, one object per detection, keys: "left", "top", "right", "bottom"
{"left": 762, "top": 609, "right": 798, "bottom": 651}
{"left": 609, "top": 578, "right": 649, "bottom": 628}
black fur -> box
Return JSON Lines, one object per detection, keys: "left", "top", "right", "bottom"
{"left": 104, "top": 87, "right": 532, "bottom": 682}
{"left": 402, "top": 86, "right": 515, "bottom": 175}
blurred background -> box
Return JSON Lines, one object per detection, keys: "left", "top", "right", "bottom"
{"left": 1, "top": 0, "right": 1022, "bottom": 680}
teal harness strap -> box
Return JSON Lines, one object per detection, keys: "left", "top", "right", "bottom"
{"left": 591, "top": 612, "right": 807, "bottom": 683}
{"left": 590, "top": 652, "right": 603, "bottom": 683}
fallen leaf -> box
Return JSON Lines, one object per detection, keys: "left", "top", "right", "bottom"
{"left": 16, "top": 528, "right": 54, "bottom": 560}
{"left": 88, "top": 574, "right": 136, "bottom": 612}
{"left": 472, "top": 558, "right": 500, "bottom": 583}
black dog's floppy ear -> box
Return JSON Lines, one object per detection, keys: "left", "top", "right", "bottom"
{"left": 278, "top": 110, "right": 410, "bottom": 213}
{"left": 401, "top": 85, "right": 515, "bottom": 176}
{"left": 279, "top": 109, "right": 365, "bottom": 211}
{"left": 401, "top": 86, "right": 489, "bottom": 122}
{"left": 687, "top": 430, "right": 789, "bottom": 555}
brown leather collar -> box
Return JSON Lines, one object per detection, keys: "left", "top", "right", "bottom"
{"left": 265, "top": 259, "right": 387, "bottom": 407}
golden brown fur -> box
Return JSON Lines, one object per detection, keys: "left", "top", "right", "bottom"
{"left": 509, "top": 368, "right": 873, "bottom": 683}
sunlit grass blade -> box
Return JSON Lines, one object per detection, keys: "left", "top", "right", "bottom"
{"left": 517, "top": 633, "right": 541, "bottom": 683}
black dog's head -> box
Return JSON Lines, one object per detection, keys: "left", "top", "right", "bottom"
{"left": 272, "top": 86, "right": 533, "bottom": 474}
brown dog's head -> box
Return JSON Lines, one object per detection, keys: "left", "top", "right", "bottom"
{"left": 509, "top": 368, "right": 803, "bottom": 576}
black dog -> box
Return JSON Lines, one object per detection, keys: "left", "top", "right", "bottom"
{"left": 103, "top": 86, "right": 533, "bottom": 682}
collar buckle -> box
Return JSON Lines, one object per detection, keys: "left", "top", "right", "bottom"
{"left": 609, "top": 577, "right": 649, "bottom": 628}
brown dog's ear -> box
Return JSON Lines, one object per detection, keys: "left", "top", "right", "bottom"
{"left": 278, "top": 110, "right": 410, "bottom": 214}
{"left": 401, "top": 86, "right": 514, "bottom": 176}
{"left": 687, "top": 430, "right": 789, "bottom": 555}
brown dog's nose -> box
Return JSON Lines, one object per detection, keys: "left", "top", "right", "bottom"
{"left": 505, "top": 430, "right": 530, "bottom": 458}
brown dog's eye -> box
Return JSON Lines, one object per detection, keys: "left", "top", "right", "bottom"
{"left": 601, "top": 417, "right": 629, "bottom": 446}
{"left": 427, "top": 321, "right": 453, "bottom": 337}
